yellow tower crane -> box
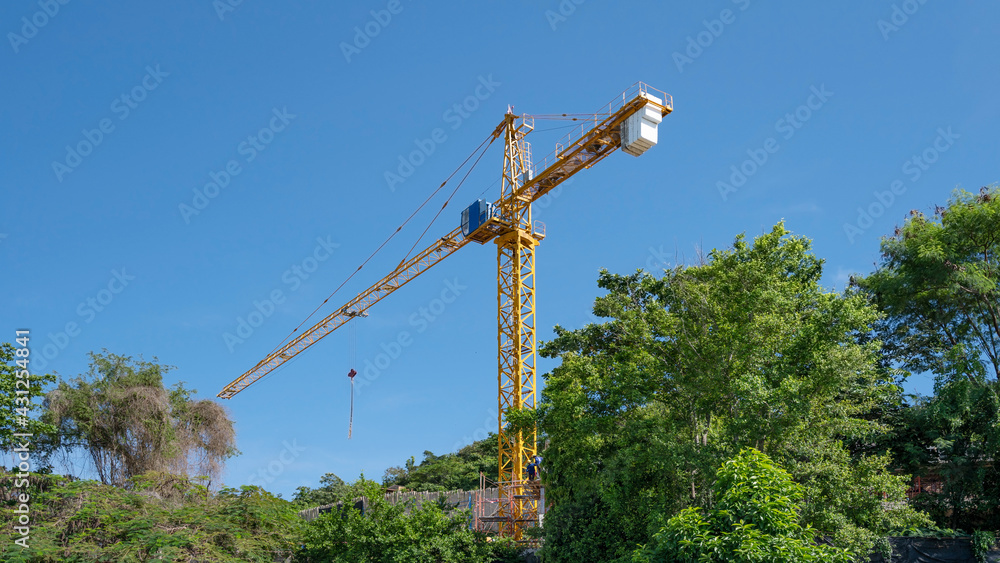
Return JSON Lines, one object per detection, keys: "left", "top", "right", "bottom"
{"left": 218, "top": 82, "right": 672, "bottom": 539}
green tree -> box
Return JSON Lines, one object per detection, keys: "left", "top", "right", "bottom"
{"left": 44, "top": 351, "right": 237, "bottom": 486}
{"left": 631, "top": 449, "right": 853, "bottom": 563}
{"left": 292, "top": 471, "right": 357, "bottom": 508}
{"left": 537, "top": 223, "right": 928, "bottom": 562}
{"left": 856, "top": 187, "right": 1000, "bottom": 380}
{"left": 0, "top": 343, "right": 57, "bottom": 464}
{"left": 382, "top": 435, "right": 498, "bottom": 492}
{"left": 854, "top": 187, "right": 1000, "bottom": 530}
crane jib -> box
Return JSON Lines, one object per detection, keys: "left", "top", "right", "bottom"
{"left": 217, "top": 226, "right": 468, "bottom": 399}
{"left": 218, "top": 83, "right": 671, "bottom": 400}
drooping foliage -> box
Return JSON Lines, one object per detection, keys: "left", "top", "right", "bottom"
{"left": 537, "top": 223, "right": 929, "bottom": 562}
{"left": 44, "top": 351, "right": 237, "bottom": 486}
{"left": 855, "top": 187, "right": 1000, "bottom": 530}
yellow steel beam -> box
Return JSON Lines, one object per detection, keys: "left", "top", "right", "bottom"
{"left": 516, "top": 83, "right": 672, "bottom": 204}
{"left": 217, "top": 226, "right": 471, "bottom": 399}
{"left": 496, "top": 113, "right": 538, "bottom": 539}
{"left": 502, "top": 83, "right": 672, "bottom": 217}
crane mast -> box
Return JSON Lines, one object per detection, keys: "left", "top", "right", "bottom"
{"left": 218, "top": 82, "right": 673, "bottom": 540}
{"left": 495, "top": 112, "right": 539, "bottom": 536}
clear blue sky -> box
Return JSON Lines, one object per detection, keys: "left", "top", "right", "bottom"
{"left": 3, "top": 1, "right": 998, "bottom": 498}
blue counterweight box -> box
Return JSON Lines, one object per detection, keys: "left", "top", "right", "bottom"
{"left": 461, "top": 199, "right": 494, "bottom": 236}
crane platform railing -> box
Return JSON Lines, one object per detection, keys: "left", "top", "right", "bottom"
{"left": 464, "top": 82, "right": 672, "bottom": 245}
{"left": 516, "top": 82, "right": 672, "bottom": 206}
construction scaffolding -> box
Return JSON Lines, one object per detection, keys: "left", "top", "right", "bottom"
{"left": 472, "top": 472, "right": 545, "bottom": 540}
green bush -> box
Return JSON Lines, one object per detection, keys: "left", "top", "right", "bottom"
{"left": 0, "top": 471, "right": 301, "bottom": 562}
{"left": 973, "top": 530, "right": 997, "bottom": 563}
{"left": 631, "top": 449, "right": 854, "bottom": 563}
{"left": 297, "top": 480, "right": 520, "bottom": 562}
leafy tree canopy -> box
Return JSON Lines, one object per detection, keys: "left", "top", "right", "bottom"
{"left": 292, "top": 471, "right": 359, "bottom": 509}
{"left": 856, "top": 187, "right": 1000, "bottom": 379}
{"left": 381, "top": 434, "right": 498, "bottom": 493}
{"left": 855, "top": 187, "right": 1000, "bottom": 530}
{"left": 537, "top": 223, "right": 929, "bottom": 562}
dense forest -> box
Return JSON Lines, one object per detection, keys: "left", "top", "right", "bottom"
{"left": 3, "top": 187, "right": 1000, "bottom": 562}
